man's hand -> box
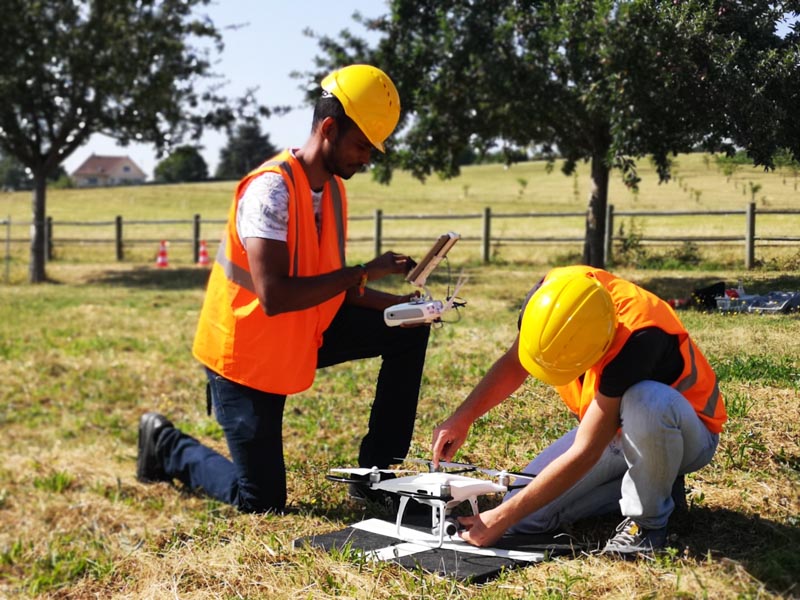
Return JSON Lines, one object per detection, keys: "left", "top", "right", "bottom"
{"left": 431, "top": 416, "right": 470, "bottom": 468}
{"left": 366, "top": 251, "right": 415, "bottom": 280}
{"left": 457, "top": 506, "right": 507, "bottom": 547}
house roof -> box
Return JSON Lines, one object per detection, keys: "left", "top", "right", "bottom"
{"left": 71, "top": 154, "right": 147, "bottom": 178}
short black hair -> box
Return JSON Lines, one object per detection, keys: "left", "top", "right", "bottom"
{"left": 312, "top": 94, "right": 356, "bottom": 139}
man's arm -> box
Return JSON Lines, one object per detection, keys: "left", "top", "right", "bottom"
{"left": 431, "top": 337, "right": 530, "bottom": 467}
{"left": 343, "top": 286, "right": 420, "bottom": 311}
{"left": 245, "top": 238, "right": 412, "bottom": 315}
{"left": 457, "top": 391, "right": 622, "bottom": 547}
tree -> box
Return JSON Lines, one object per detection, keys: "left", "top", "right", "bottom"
{"left": 215, "top": 122, "right": 278, "bottom": 180}
{"left": 0, "top": 0, "right": 270, "bottom": 282}
{"left": 0, "top": 150, "right": 66, "bottom": 190}
{"left": 0, "top": 151, "right": 28, "bottom": 190}
{"left": 306, "top": 0, "right": 799, "bottom": 267}
{"left": 155, "top": 146, "right": 209, "bottom": 183}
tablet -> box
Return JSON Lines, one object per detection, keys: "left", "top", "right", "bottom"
{"left": 406, "top": 232, "right": 460, "bottom": 287}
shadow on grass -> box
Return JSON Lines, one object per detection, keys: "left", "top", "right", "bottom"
{"left": 673, "top": 506, "right": 800, "bottom": 596}
{"left": 566, "top": 506, "right": 799, "bottom": 596}
{"left": 88, "top": 266, "right": 211, "bottom": 290}
{"left": 307, "top": 500, "right": 799, "bottom": 595}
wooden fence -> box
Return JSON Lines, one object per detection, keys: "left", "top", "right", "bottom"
{"left": 3, "top": 203, "right": 799, "bottom": 279}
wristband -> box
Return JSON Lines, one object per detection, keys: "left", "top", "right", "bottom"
{"left": 357, "top": 264, "right": 368, "bottom": 297}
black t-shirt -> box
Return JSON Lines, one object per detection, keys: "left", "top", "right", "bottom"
{"left": 596, "top": 327, "right": 683, "bottom": 397}
{"left": 518, "top": 285, "right": 684, "bottom": 397}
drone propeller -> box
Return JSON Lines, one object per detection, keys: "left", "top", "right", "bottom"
{"left": 329, "top": 467, "right": 413, "bottom": 476}
{"left": 326, "top": 465, "right": 417, "bottom": 486}
{"left": 397, "top": 457, "right": 479, "bottom": 473}
{"left": 397, "top": 458, "right": 535, "bottom": 487}
{"left": 476, "top": 468, "right": 535, "bottom": 489}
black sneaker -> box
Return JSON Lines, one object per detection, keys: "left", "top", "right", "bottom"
{"left": 348, "top": 482, "right": 397, "bottom": 515}
{"left": 348, "top": 482, "right": 432, "bottom": 518}
{"left": 136, "top": 412, "right": 173, "bottom": 483}
{"left": 602, "top": 517, "right": 667, "bottom": 557}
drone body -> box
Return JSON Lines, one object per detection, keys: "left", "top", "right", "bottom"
{"left": 328, "top": 462, "right": 533, "bottom": 548}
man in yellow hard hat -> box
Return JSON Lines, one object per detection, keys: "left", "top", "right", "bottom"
{"left": 431, "top": 265, "right": 726, "bottom": 556}
{"left": 137, "top": 65, "right": 431, "bottom": 514}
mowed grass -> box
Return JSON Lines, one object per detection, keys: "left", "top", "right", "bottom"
{"left": 0, "top": 155, "right": 799, "bottom": 598}
{"left": 1, "top": 152, "right": 799, "bottom": 278}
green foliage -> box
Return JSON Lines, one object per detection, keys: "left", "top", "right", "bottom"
{"left": 0, "top": 151, "right": 29, "bottom": 190}
{"left": 305, "top": 0, "right": 799, "bottom": 268}
{"left": 0, "top": 151, "right": 66, "bottom": 190}
{"left": 613, "top": 218, "right": 649, "bottom": 268}
{"left": 715, "top": 355, "right": 799, "bottom": 388}
{"left": 33, "top": 470, "right": 74, "bottom": 494}
{"left": 154, "top": 146, "right": 209, "bottom": 183}
{"left": 0, "top": 0, "right": 268, "bottom": 282}
{"left": 215, "top": 122, "right": 278, "bottom": 181}
{"left": 724, "top": 392, "right": 755, "bottom": 420}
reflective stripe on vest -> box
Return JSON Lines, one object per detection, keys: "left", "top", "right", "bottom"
{"left": 215, "top": 238, "right": 255, "bottom": 293}
{"left": 192, "top": 149, "right": 349, "bottom": 395}
{"left": 675, "top": 342, "right": 722, "bottom": 419}
{"left": 551, "top": 267, "right": 726, "bottom": 433}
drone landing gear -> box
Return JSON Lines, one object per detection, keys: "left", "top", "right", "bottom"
{"left": 395, "top": 494, "right": 479, "bottom": 548}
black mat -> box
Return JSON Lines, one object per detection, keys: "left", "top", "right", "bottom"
{"left": 292, "top": 517, "right": 581, "bottom": 582}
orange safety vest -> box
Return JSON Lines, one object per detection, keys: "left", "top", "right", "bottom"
{"left": 551, "top": 266, "right": 726, "bottom": 434}
{"left": 192, "top": 150, "right": 348, "bottom": 394}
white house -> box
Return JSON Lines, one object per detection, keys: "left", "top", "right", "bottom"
{"left": 71, "top": 154, "right": 147, "bottom": 187}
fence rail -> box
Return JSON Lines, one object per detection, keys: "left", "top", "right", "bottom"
{"left": 3, "top": 203, "right": 799, "bottom": 281}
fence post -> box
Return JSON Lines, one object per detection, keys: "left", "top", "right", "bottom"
{"left": 46, "top": 216, "right": 53, "bottom": 261}
{"left": 745, "top": 202, "right": 755, "bottom": 270}
{"left": 193, "top": 213, "right": 201, "bottom": 263}
{"left": 374, "top": 209, "right": 382, "bottom": 257}
{"left": 5, "top": 215, "right": 9, "bottom": 284}
{"left": 482, "top": 207, "right": 491, "bottom": 263}
{"left": 604, "top": 204, "right": 615, "bottom": 265}
{"left": 115, "top": 215, "right": 124, "bottom": 261}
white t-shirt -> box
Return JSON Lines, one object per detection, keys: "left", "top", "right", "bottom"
{"left": 236, "top": 150, "right": 323, "bottom": 246}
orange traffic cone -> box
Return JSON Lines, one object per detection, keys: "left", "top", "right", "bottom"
{"left": 197, "top": 240, "right": 210, "bottom": 267}
{"left": 155, "top": 240, "right": 169, "bottom": 268}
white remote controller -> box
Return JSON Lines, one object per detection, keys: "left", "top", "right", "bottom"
{"left": 384, "top": 299, "right": 444, "bottom": 327}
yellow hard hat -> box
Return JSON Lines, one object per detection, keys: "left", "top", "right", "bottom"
{"left": 518, "top": 270, "right": 618, "bottom": 386}
{"left": 321, "top": 64, "right": 400, "bottom": 152}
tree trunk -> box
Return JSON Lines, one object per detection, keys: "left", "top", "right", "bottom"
{"left": 582, "top": 152, "right": 609, "bottom": 268}
{"left": 29, "top": 172, "right": 47, "bottom": 283}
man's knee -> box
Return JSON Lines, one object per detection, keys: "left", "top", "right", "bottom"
{"left": 620, "top": 380, "right": 684, "bottom": 432}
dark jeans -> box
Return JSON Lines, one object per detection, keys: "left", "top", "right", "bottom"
{"left": 156, "top": 304, "right": 430, "bottom": 513}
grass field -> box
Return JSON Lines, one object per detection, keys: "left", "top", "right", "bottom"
{"left": 2, "top": 153, "right": 799, "bottom": 280}
{"left": 1, "top": 155, "right": 799, "bottom": 598}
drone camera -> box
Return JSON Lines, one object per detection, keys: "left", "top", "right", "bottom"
{"left": 443, "top": 517, "right": 461, "bottom": 537}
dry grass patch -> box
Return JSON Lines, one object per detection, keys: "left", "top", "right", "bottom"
{"left": 1, "top": 253, "right": 798, "bottom": 597}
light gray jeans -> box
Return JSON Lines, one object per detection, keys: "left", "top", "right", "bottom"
{"left": 505, "top": 380, "right": 720, "bottom": 534}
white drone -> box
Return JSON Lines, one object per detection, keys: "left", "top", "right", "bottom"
{"left": 328, "top": 460, "right": 534, "bottom": 548}
{"left": 384, "top": 232, "right": 467, "bottom": 327}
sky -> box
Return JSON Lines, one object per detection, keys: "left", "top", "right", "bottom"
{"left": 61, "top": 4, "right": 796, "bottom": 180}
{"left": 62, "top": 0, "right": 387, "bottom": 180}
